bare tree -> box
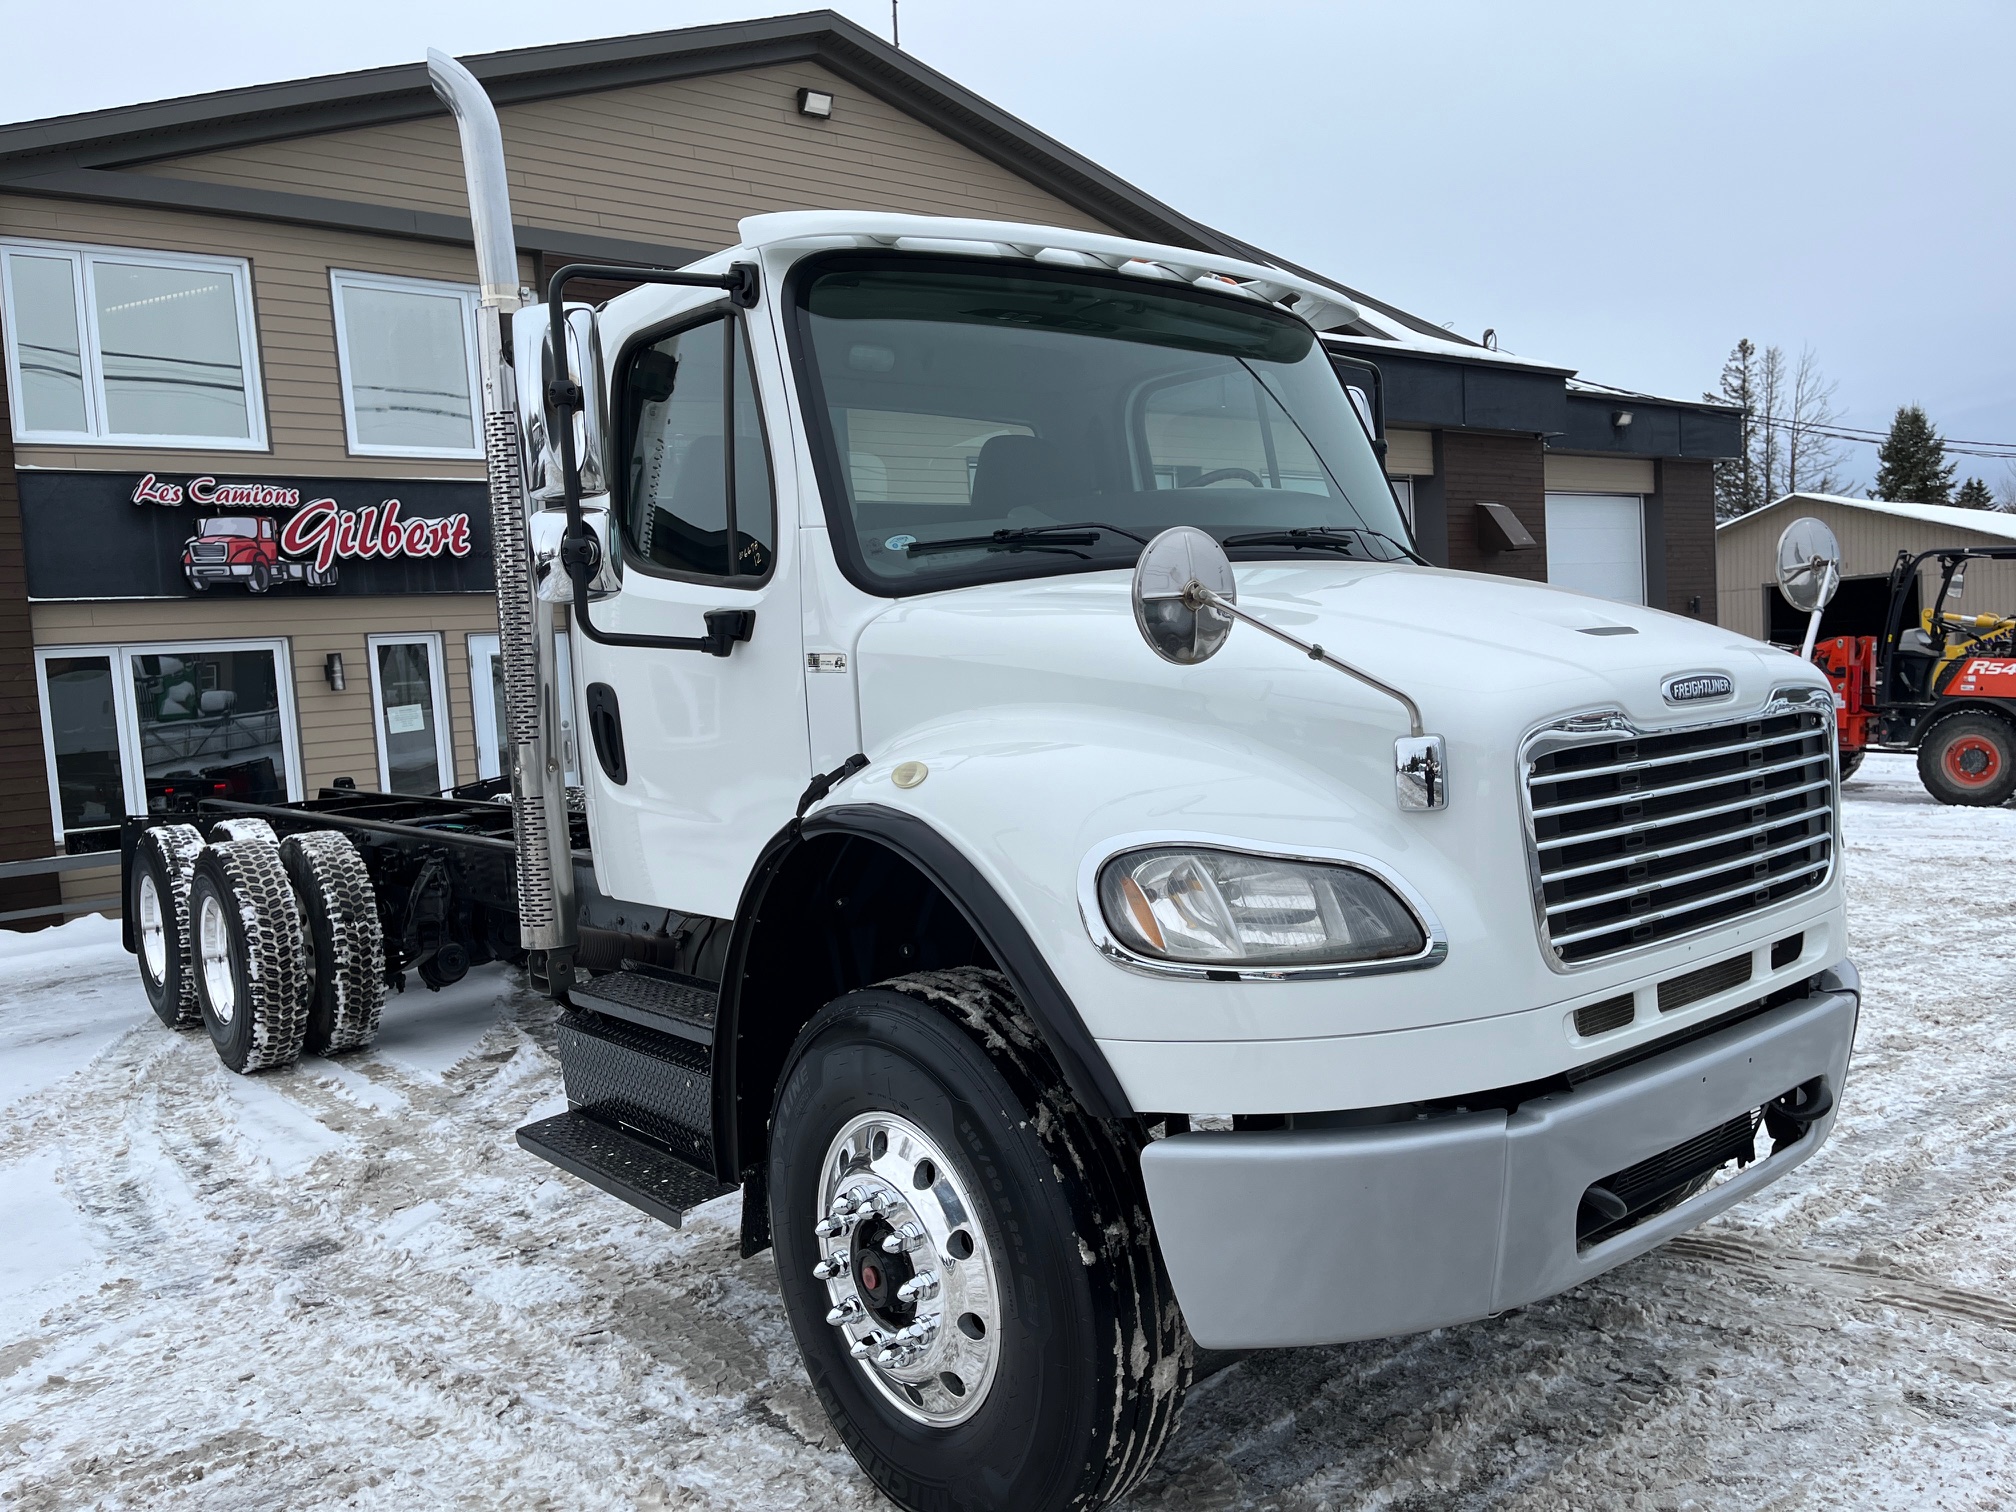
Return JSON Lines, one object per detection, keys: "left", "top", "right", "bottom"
{"left": 1754, "top": 345, "right": 1785, "bottom": 504}
{"left": 1784, "top": 345, "right": 1846, "bottom": 496}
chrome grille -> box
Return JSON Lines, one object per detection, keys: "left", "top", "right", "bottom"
{"left": 188, "top": 542, "right": 228, "bottom": 561}
{"left": 1524, "top": 703, "right": 1835, "bottom": 965}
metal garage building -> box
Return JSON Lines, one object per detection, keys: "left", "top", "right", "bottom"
{"left": 1717, "top": 491, "right": 2016, "bottom": 644}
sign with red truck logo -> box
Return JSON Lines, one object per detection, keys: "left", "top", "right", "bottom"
{"left": 19, "top": 471, "right": 493, "bottom": 600}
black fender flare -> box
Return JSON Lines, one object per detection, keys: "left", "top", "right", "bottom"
{"left": 714, "top": 802, "right": 1133, "bottom": 1177}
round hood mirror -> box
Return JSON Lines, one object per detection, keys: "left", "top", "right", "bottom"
{"left": 1775, "top": 516, "right": 1842, "bottom": 613}
{"left": 1133, "top": 526, "right": 1237, "bottom": 664}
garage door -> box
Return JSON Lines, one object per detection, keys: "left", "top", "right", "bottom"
{"left": 1545, "top": 493, "right": 1644, "bottom": 604}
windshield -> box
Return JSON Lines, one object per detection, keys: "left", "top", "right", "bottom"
{"left": 198, "top": 517, "right": 258, "bottom": 538}
{"left": 793, "top": 257, "right": 1412, "bottom": 593}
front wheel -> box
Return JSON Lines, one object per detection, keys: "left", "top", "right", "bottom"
{"left": 769, "top": 968, "right": 1190, "bottom": 1512}
{"left": 1917, "top": 712, "right": 2016, "bottom": 806}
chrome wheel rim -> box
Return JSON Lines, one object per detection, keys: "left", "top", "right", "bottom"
{"left": 138, "top": 872, "right": 167, "bottom": 984}
{"left": 197, "top": 891, "right": 236, "bottom": 1024}
{"left": 815, "top": 1111, "right": 1002, "bottom": 1426}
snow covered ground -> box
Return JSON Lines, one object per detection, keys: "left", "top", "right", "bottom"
{"left": 2, "top": 753, "right": 2013, "bottom": 1510}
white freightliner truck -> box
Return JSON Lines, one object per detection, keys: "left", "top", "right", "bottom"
{"left": 117, "top": 52, "right": 1859, "bottom": 1511}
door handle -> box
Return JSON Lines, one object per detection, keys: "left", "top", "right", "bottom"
{"left": 586, "top": 683, "right": 628, "bottom": 784}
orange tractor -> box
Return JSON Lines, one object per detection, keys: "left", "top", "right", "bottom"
{"left": 1808, "top": 544, "right": 2016, "bottom": 804}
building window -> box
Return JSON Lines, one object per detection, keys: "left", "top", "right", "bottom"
{"left": 1389, "top": 477, "right": 1415, "bottom": 532}
{"left": 468, "top": 631, "right": 578, "bottom": 786}
{"left": 331, "top": 270, "right": 482, "bottom": 458}
{"left": 0, "top": 239, "right": 266, "bottom": 449}
{"left": 1544, "top": 493, "right": 1646, "bottom": 605}
{"left": 33, "top": 639, "right": 302, "bottom": 850}
{"left": 366, "top": 633, "right": 456, "bottom": 795}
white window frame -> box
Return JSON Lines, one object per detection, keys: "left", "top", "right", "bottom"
{"left": 468, "top": 630, "right": 579, "bottom": 785}
{"left": 330, "top": 268, "right": 484, "bottom": 460}
{"left": 32, "top": 637, "right": 304, "bottom": 844}
{"left": 0, "top": 237, "right": 268, "bottom": 450}
{"left": 366, "top": 632, "right": 456, "bottom": 795}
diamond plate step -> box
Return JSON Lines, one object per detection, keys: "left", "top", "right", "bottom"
{"left": 516, "top": 1110, "right": 736, "bottom": 1229}
{"left": 569, "top": 964, "right": 718, "bottom": 1045}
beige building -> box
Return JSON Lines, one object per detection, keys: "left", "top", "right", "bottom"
{"left": 1716, "top": 491, "right": 2016, "bottom": 643}
{"left": 0, "top": 12, "right": 1739, "bottom": 923}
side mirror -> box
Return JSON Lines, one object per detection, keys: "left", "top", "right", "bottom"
{"left": 515, "top": 304, "right": 609, "bottom": 504}
{"left": 1129, "top": 526, "right": 1447, "bottom": 811}
{"left": 531, "top": 509, "right": 619, "bottom": 603}
{"left": 1776, "top": 516, "right": 1842, "bottom": 661}
{"left": 1131, "top": 525, "right": 1236, "bottom": 663}
{"left": 1775, "top": 516, "right": 1842, "bottom": 613}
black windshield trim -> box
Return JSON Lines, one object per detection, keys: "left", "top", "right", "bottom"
{"left": 785, "top": 249, "right": 1374, "bottom": 600}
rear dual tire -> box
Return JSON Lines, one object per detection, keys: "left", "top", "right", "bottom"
{"left": 190, "top": 841, "right": 311, "bottom": 1073}
{"left": 179, "top": 829, "right": 385, "bottom": 1072}
{"left": 133, "top": 823, "right": 206, "bottom": 1029}
{"left": 769, "top": 967, "right": 1190, "bottom": 1512}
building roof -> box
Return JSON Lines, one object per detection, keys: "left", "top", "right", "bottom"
{"left": 0, "top": 7, "right": 1586, "bottom": 372}
{"left": 1721, "top": 492, "right": 2016, "bottom": 543}
{"left": 0, "top": 10, "right": 1476, "bottom": 348}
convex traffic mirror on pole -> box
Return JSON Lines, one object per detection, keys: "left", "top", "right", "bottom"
{"left": 1775, "top": 516, "right": 1843, "bottom": 662}
{"left": 1130, "top": 526, "right": 1448, "bottom": 811}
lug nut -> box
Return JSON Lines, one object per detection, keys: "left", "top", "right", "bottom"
{"left": 812, "top": 1255, "right": 846, "bottom": 1281}
{"left": 814, "top": 1213, "right": 854, "bottom": 1239}
{"left": 896, "top": 1270, "right": 940, "bottom": 1303}
{"left": 825, "top": 1297, "right": 864, "bottom": 1327}
{"left": 849, "top": 1331, "right": 884, "bottom": 1359}
{"left": 881, "top": 1222, "right": 926, "bottom": 1255}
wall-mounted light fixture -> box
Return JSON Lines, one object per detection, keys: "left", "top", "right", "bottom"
{"left": 797, "top": 88, "right": 834, "bottom": 119}
{"left": 1611, "top": 409, "right": 1634, "bottom": 429}
{"left": 324, "top": 651, "right": 346, "bottom": 692}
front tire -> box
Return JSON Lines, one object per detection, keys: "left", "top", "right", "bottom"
{"left": 189, "top": 841, "right": 310, "bottom": 1073}
{"left": 1917, "top": 712, "right": 2016, "bottom": 806}
{"left": 769, "top": 967, "right": 1190, "bottom": 1512}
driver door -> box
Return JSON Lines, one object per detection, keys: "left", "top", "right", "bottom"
{"left": 576, "top": 305, "right": 807, "bottom": 920}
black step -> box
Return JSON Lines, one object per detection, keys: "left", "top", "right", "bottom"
{"left": 569, "top": 964, "right": 718, "bottom": 1045}
{"left": 516, "top": 1111, "right": 736, "bottom": 1229}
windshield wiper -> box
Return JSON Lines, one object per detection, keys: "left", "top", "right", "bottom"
{"left": 1221, "top": 525, "right": 1425, "bottom": 564}
{"left": 904, "top": 522, "right": 1150, "bottom": 558}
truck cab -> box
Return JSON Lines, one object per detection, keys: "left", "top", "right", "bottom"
{"left": 513, "top": 211, "right": 1855, "bottom": 1504}
{"left": 124, "top": 56, "right": 1859, "bottom": 1512}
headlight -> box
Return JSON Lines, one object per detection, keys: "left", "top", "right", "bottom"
{"left": 1096, "top": 847, "right": 1427, "bottom": 967}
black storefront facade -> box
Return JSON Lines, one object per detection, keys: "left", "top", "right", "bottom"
{"left": 21, "top": 468, "right": 502, "bottom": 869}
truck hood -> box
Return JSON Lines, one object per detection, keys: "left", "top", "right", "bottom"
{"left": 855, "top": 560, "right": 1818, "bottom": 749}
{"left": 845, "top": 560, "right": 1838, "bottom": 1058}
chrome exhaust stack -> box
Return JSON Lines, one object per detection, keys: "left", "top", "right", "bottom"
{"left": 427, "top": 48, "right": 578, "bottom": 990}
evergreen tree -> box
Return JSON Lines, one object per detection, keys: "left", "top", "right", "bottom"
{"left": 1707, "top": 339, "right": 1759, "bottom": 522}
{"left": 1871, "top": 405, "right": 1956, "bottom": 503}
{"left": 1955, "top": 476, "right": 1994, "bottom": 509}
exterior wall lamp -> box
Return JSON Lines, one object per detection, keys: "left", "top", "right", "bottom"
{"left": 1612, "top": 409, "right": 1634, "bottom": 429}
{"left": 325, "top": 651, "right": 346, "bottom": 691}
{"left": 797, "top": 88, "right": 834, "bottom": 119}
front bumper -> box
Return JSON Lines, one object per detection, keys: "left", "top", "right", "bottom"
{"left": 1139, "top": 965, "right": 1859, "bottom": 1350}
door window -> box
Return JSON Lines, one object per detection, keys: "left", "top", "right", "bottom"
{"left": 468, "top": 631, "right": 578, "bottom": 786}
{"left": 368, "top": 633, "right": 454, "bottom": 795}
{"left": 619, "top": 315, "right": 774, "bottom": 582}
{"left": 33, "top": 639, "right": 301, "bottom": 849}
{"left": 1544, "top": 493, "right": 1645, "bottom": 604}
{"left": 38, "top": 656, "right": 125, "bottom": 844}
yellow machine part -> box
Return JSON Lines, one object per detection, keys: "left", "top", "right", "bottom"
{"left": 1923, "top": 608, "right": 2016, "bottom": 668}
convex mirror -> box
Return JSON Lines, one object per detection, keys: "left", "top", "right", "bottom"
{"left": 1775, "top": 516, "right": 1842, "bottom": 613}
{"left": 1132, "top": 525, "right": 1236, "bottom": 664}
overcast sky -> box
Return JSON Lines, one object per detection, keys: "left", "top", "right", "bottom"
{"left": 6, "top": 0, "right": 2011, "bottom": 492}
